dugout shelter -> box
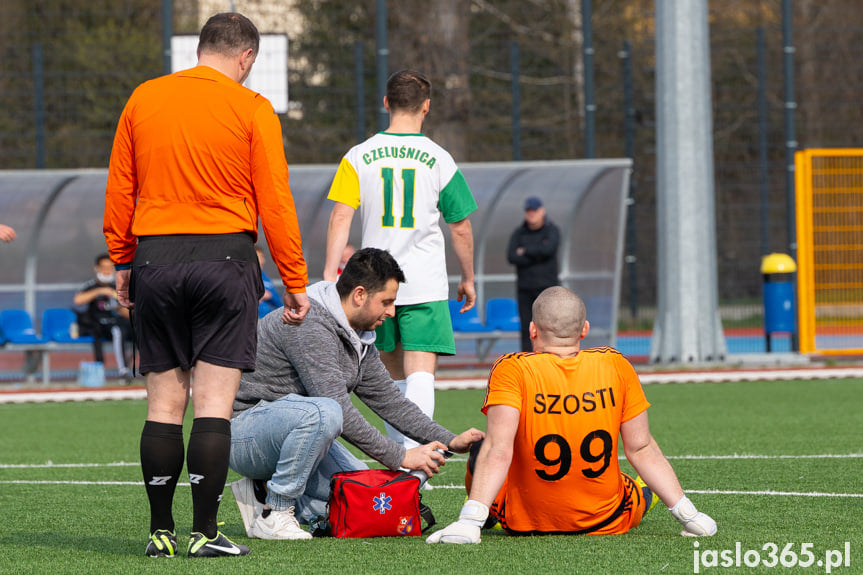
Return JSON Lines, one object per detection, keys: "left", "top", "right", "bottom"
{"left": 0, "top": 159, "right": 631, "bottom": 349}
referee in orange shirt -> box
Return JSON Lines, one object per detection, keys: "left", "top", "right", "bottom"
{"left": 103, "top": 13, "right": 309, "bottom": 558}
{"left": 427, "top": 287, "right": 716, "bottom": 543}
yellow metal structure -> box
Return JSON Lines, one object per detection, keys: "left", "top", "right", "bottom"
{"left": 795, "top": 149, "right": 863, "bottom": 354}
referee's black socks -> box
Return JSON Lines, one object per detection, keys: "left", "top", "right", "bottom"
{"left": 187, "top": 417, "right": 232, "bottom": 539}
{"left": 140, "top": 420, "right": 184, "bottom": 534}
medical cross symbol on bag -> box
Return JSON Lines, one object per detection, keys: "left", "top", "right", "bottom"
{"left": 373, "top": 492, "right": 392, "bottom": 514}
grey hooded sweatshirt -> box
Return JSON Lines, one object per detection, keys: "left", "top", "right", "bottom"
{"left": 232, "top": 281, "right": 456, "bottom": 470}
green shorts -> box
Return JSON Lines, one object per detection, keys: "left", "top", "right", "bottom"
{"left": 375, "top": 300, "right": 456, "bottom": 355}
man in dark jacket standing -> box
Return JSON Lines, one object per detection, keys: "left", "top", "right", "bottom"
{"left": 507, "top": 196, "right": 560, "bottom": 351}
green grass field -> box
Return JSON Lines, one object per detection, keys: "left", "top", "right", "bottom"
{"left": 1, "top": 378, "right": 861, "bottom": 574}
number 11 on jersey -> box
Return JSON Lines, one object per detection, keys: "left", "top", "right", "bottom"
{"left": 380, "top": 167, "right": 416, "bottom": 229}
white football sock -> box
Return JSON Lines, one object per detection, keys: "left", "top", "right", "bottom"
{"left": 384, "top": 380, "right": 407, "bottom": 444}
{"left": 402, "top": 371, "right": 435, "bottom": 450}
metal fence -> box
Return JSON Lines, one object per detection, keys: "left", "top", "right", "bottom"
{"left": 2, "top": 1, "right": 863, "bottom": 346}
{"left": 795, "top": 148, "right": 863, "bottom": 355}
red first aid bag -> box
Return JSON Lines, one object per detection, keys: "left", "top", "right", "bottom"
{"left": 328, "top": 469, "right": 435, "bottom": 538}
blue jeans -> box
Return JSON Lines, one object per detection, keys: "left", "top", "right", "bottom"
{"left": 229, "top": 394, "right": 367, "bottom": 525}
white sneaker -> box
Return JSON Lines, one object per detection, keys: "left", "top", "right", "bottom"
{"left": 249, "top": 507, "right": 313, "bottom": 540}
{"left": 230, "top": 477, "right": 264, "bottom": 538}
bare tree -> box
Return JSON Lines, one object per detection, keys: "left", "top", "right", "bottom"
{"left": 389, "top": 0, "right": 472, "bottom": 160}
{"left": 566, "top": 0, "right": 585, "bottom": 136}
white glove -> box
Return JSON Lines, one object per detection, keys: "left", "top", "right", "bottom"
{"left": 425, "top": 520, "right": 481, "bottom": 544}
{"left": 425, "top": 500, "right": 488, "bottom": 544}
{"left": 669, "top": 495, "right": 717, "bottom": 537}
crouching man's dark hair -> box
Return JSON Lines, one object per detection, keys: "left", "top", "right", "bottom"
{"left": 336, "top": 247, "right": 406, "bottom": 299}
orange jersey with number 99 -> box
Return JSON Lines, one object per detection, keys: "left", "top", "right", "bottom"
{"left": 481, "top": 348, "right": 650, "bottom": 534}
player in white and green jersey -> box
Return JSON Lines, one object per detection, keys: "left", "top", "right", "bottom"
{"left": 324, "top": 70, "right": 477, "bottom": 451}
{"left": 327, "top": 133, "right": 475, "bottom": 305}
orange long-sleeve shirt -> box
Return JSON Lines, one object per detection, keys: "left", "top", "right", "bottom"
{"left": 103, "top": 65, "right": 307, "bottom": 292}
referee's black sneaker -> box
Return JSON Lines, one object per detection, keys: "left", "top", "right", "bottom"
{"left": 145, "top": 529, "right": 178, "bottom": 558}
{"left": 187, "top": 531, "right": 250, "bottom": 558}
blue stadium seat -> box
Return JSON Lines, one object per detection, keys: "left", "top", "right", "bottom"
{"left": 41, "top": 308, "right": 94, "bottom": 344}
{"left": 485, "top": 298, "right": 521, "bottom": 332}
{"left": 583, "top": 296, "right": 613, "bottom": 327}
{"left": 0, "top": 309, "right": 48, "bottom": 344}
{"left": 448, "top": 300, "right": 491, "bottom": 332}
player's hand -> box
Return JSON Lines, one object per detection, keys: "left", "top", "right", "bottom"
{"left": 425, "top": 520, "right": 481, "bottom": 544}
{"left": 426, "top": 500, "right": 488, "bottom": 544}
{"left": 670, "top": 495, "right": 717, "bottom": 536}
{"left": 679, "top": 512, "right": 716, "bottom": 537}
{"left": 448, "top": 428, "right": 485, "bottom": 453}
{"left": 282, "top": 291, "right": 310, "bottom": 325}
{"left": 115, "top": 269, "right": 133, "bottom": 309}
{"left": 402, "top": 441, "right": 449, "bottom": 477}
{"left": 456, "top": 279, "right": 476, "bottom": 312}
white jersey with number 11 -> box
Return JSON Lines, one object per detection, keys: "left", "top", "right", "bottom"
{"left": 327, "top": 132, "right": 477, "bottom": 305}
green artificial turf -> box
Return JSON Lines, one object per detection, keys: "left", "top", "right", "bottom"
{"left": 1, "top": 378, "right": 860, "bottom": 574}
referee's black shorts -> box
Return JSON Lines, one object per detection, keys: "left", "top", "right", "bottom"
{"left": 129, "top": 233, "right": 265, "bottom": 374}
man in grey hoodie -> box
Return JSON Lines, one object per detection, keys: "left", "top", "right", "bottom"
{"left": 229, "top": 247, "right": 484, "bottom": 540}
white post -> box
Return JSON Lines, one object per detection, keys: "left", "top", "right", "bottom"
{"left": 650, "top": 0, "right": 727, "bottom": 363}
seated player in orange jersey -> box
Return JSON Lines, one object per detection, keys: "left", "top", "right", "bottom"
{"left": 427, "top": 286, "right": 716, "bottom": 544}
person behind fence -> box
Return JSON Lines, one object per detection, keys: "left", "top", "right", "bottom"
{"left": 229, "top": 247, "right": 484, "bottom": 540}
{"left": 322, "top": 69, "right": 478, "bottom": 453}
{"left": 72, "top": 253, "right": 132, "bottom": 380}
{"left": 427, "top": 286, "right": 717, "bottom": 544}
{"left": 256, "top": 246, "right": 284, "bottom": 318}
{"left": 506, "top": 196, "right": 560, "bottom": 352}
{"left": 103, "top": 12, "right": 310, "bottom": 559}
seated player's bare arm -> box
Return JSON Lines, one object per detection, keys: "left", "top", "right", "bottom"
{"left": 466, "top": 404, "right": 518, "bottom": 508}
{"left": 621, "top": 411, "right": 685, "bottom": 507}
{"left": 426, "top": 404, "right": 517, "bottom": 544}
{"left": 621, "top": 411, "right": 717, "bottom": 537}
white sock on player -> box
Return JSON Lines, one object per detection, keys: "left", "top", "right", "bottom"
{"left": 402, "top": 371, "right": 435, "bottom": 450}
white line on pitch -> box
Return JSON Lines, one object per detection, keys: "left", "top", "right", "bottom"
{"left": 686, "top": 489, "right": 863, "bottom": 498}
{"left": 1, "top": 371, "right": 861, "bottom": 403}
{"left": 4, "top": 453, "right": 861, "bottom": 469}
{"left": 0, "top": 480, "right": 191, "bottom": 486}
{"left": 428, "top": 484, "right": 863, "bottom": 498}
{"left": 0, "top": 461, "right": 140, "bottom": 469}
{"left": 664, "top": 453, "right": 863, "bottom": 460}
{"left": 2, "top": 480, "right": 860, "bottom": 499}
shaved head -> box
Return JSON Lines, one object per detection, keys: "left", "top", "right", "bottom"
{"left": 531, "top": 287, "right": 587, "bottom": 345}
